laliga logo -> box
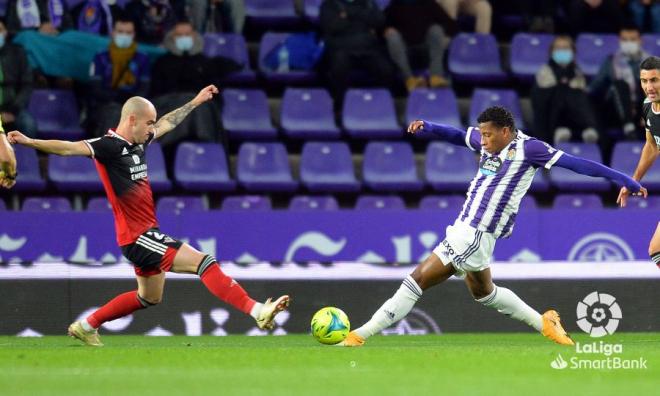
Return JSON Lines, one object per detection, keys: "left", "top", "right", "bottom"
{"left": 576, "top": 291, "right": 622, "bottom": 337}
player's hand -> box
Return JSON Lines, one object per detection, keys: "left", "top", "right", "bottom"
{"left": 6, "top": 130, "right": 31, "bottom": 146}
{"left": 191, "top": 85, "right": 220, "bottom": 106}
{"left": 617, "top": 185, "right": 648, "bottom": 207}
{"left": 407, "top": 120, "right": 425, "bottom": 134}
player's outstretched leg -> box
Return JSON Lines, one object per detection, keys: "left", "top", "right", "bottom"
{"left": 340, "top": 254, "right": 455, "bottom": 347}
{"left": 466, "top": 269, "right": 574, "bottom": 346}
{"left": 648, "top": 222, "right": 660, "bottom": 268}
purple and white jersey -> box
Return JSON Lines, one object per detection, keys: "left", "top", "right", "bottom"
{"left": 458, "top": 127, "right": 563, "bottom": 239}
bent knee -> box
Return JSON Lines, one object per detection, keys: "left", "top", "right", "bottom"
{"left": 138, "top": 293, "right": 162, "bottom": 306}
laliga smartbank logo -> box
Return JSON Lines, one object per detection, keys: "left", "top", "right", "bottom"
{"left": 550, "top": 292, "right": 647, "bottom": 370}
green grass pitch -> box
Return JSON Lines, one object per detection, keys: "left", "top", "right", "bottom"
{"left": 0, "top": 333, "right": 658, "bottom": 396}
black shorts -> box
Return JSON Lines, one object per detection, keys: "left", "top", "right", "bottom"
{"left": 121, "top": 228, "right": 183, "bottom": 276}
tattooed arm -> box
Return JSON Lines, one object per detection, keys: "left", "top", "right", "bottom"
{"left": 153, "top": 85, "right": 220, "bottom": 139}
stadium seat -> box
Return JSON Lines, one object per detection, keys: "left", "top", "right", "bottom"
{"left": 174, "top": 143, "right": 236, "bottom": 191}
{"left": 405, "top": 89, "right": 462, "bottom": 136}
{"left": 221, "top": 89, "right": 277, "bottom": 140}
{"left": 146, "top": 143, "right": 172, "bottom": 193}
{"left": 48, "top": 155, "right": 104, "bottom": 192}
{"left": 363, "top": 142, "right": 424, "bottom": 191}
{"left": 622, "top": 195, "right": 660, "bottom": 209}
{"left": 12, "top": 145, "right": 46, "bottom": 192}
{"left": 419, "top": 195, "right": 465, "bottom": 210}
{"left": 157, "top": 196, "right": 206, "bottom": 214}
{"left": 375, "top": 0, "right": 391, "bottom": 9}
{"left": 611, "top": 141, "right": 660, "bottom": 191}
{"left": 221, "top": 195, "right": 272, "bottom": 210}
{"left": 355, "top": 195, "right": 406, "bottom": 210}
{"left": 289, "top": 195, "right": 339, "bottom": 210}
{"left": 237, "top": 142, "right": 298, "bottom": 192}
{"left": 448, "top": 33, "right": 508, "bottom": 84}
{"left": 202, "top": 33, "right": 257, "bottom": 84}
{"left": 300, "top": 142, "right": 360, "bottom": 192}
{"left": 245, "top": 0, "right": 300, "bottom": 26}
{"left": 342, "top": 89, "right": 402, "bottom": 139}
{"left": 281, "top": 88, "right": 341, "bottom": 139}
{"left": 575, "top": 34, "right": 619, "bottom": 77}
{"left": 303, "top": 0, "right": 322, "bottom": 23}
{"left": 0, "top": 199, "right": 5, "bottom": 210}
{"left": 553, "top": 194, "right": 603, "bottom": 209}
{"left": 549, "top": 143, "right": 610, "bottom": 191}
{"left": 22, "top": 197, "right": 72, "bottom": 212}
{"left": 425, "top": 142, "right": 478, "bottom": 192}
{"left": 642, "top": 34, "right": 660, "bottom": 56}
{"left": 469, "top": 88, "right": 525, "bottom": 130}
{"left": 86, "top": 197, "right": 112, "bottom": 212}
{"left": 28, "top": 89, "right": 84, "bottom": 140}
{"left": 509, "top": 33, "right": 554, "bottom": 82}
{"left": 258, "top": 32, "right": 317, "bottom": 84}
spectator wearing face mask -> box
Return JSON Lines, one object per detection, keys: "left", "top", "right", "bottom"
{"left": 531, "top": 35, "right": 600, "bottom": 144}
{"left": 0, "top": 20, "right": 36, "bottom": 138}
{"left": 86, "top": 17, "right": 150, "bottom": 137}
{"left": 590, "top": 24, "right": 649, "bottom": 140}
{"left": 124, "top": 0, "right": 177, "bottom": 45}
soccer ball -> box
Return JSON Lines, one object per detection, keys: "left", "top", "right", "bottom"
{"left": 311, "top": 307, "right": 350, "bottom": 345}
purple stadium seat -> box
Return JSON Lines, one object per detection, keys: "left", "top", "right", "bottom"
{"left": 289, "top": 195, "right": 339, "bottom": 210}
{"left": 355, "top": 195, "right": 405, "bottom": 210}
{"left": 258, "top": 32, "right": 317, "bottom": 84}
{"left": 48, "top": 155, "right": 104, "bottom": 192}
{"left": 281, "top": 88, "right": 341, "bottom": 139}
{"left": 622, "top": 195, "right": 660, "bottom": 209}
{"left": 203, "top": 33, "right": 257, "bottom": 84}
{"left": 245, "top": 0, "right": 300, "bottom": 26}
{"left": 575, "top": 34, "right": 619, "bottom": 77}
{"left": 406, "top": 89, "right": 462, "bottom": 137}
{"left": 303, "top": 0, "right": 322, "bottom": 22}
{"left": 146, "top": 143, "right": 171, "bottom": 193}
{"left": 611, "top": 142, "right": 660, "bottom": 191}
{"left": 553, "top": 194, "right": 603, "bottom": 209}
{"left": 518, "top": 195, "right": 538, "bottom": 210}
{"left": 221, "top": 195, "right": 272, "bottom": 210}
{"left": 22, "top": 197, "right": 71, "bottom": 212}
{"left": 469, "top": 89, "right": 525, "bottom": 130}
{"left": 510, "top": 33, "right": 554, "bottom": 82}
{"left": 300, "top": 142, "right": 360, "bottom": 192}
{"left": 237, "top": 142, "right": 298, "bottom": 192}
{"left": 530, "top": 171, "right": 550, "bottom": 192}
{"left": 549, "top": 143, "right": 610, "bottom": 191}
{"left": 425, "top": 142, "right": 478, "bottom": 192}
{"left": 28, "top": 90, "right": 84, "bottom": 139}
{"left": 12, "top": 145, "right": 46, "bottom": 192}
{"left": 157, "top": 196, "right": 206, "bottom": 214}
{"left": 363, "top": 142, "right": 424, "bottom": 191}
{"left": 222, "top": 89, "right": 278, "bottom": 140}
{"left": 419, "top": 195, "right": 465, "bottom": 210}
{"left": 448, "top": 33, "right": 508, "bottom": 84}
{"left": 87, "top": 197, "right": 112, "bottom": 212}
{"left": 642, "top": 34, "right": 660, "bottom": 56}
{"left": 0, "top": 199, "right": 5, "bottom": 210}
{"left": 375, "top": 0, "right": 391, "bottom": 9}
{"left": 174, "top": 143, "right": 236, "bottom": 191}
{"left": 342, "top": 89, "right": 402, "bottom": 139}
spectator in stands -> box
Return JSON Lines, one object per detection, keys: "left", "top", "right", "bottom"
{"left": 319, "top": 0, "right": 397, "bottom": 108}
{"left": 436, "top": 0, "right": 492, "bottom": 34}
{"left": 383, "top": 0, "right": 457, "bottom": 92}
{"left": 6, "top": 0, "right": 73, "bottom": 35}
{"left": 0, "top": 20, "right": 36, "bottom": 138}
{"left": 124, "top": 0, "right": 177, "bottom": 45}
{"left": 86, "top": 17, "right": 150, "bottom": 137}
{"left": 628, "top": 0, "right": 660, "bottom": 33}
{"left": 568, "top": 0, "right": 622, "bottom": 35}
{"left": 70, "top": 0, "right": 122, "bottom": 36}
{"left": 531, "top": 35, "right": 600, "bottom": 144}
{"left": 589, "top": 24, "right": 649, "bottom": 140}
{"left": 188, "top": 0, "right": 245, "bottom": 33}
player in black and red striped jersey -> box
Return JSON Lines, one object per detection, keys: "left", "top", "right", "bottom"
{"left": 8, "top": 85, "right": 290, "bottom": 346}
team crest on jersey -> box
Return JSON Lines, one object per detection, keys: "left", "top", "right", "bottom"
{"left": 480, "top": 156, "right": 502, "bottom": 176}
{"left": 506, "top": 148, "right": 516, "bottom": 161}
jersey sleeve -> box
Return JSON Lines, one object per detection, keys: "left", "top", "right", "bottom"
{"left": 465, "top": 127, "right": 482, "bottom": 152}
{"left": 524, "top": 138, "right": 564, "bottom": 169}
{"left": 84, "top": 136, "right": 118, "bottom": 161}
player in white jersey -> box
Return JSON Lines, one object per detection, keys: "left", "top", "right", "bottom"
{"left": 340, "top": 106, "right": 645, "bottom": 347}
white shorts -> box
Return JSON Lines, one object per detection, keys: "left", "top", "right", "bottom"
{"left": 432, "top": 220, "right": 496, "bottom": 277}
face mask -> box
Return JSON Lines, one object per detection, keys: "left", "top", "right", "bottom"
{"left": 620, "top": 40, "right": 640, "bottom": 56}
{"left": 175, "top": 35, "right": 194, "bottom": 52}
{"left": 113, "top": 33, "right": 133, "bottom": 49}
{"left": 552, "top": 49, "right": 573, "bottom": 65}
{"left": 0, "top": 33, "right": 6, "bottom": 48}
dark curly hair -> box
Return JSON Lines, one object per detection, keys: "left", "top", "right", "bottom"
{"left": 641, "top": 56, "right": 660, "bottom": 72}
{"left": 476, "top": 106, "right": 516, "bottom": 132}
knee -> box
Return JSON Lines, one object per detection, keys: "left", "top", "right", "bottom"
{"left": 468, "top": 282, "right": 495, "bottom": 301}
{"left": 138, "top": 293, "right": 162, "bottom": 306}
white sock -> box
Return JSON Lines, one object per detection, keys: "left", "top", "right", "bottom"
{"left": 477, "top": 286, "right": 543, "bottom": 331}
{"left": 81, "top": 319, "right": 95, "bottom": 332}
{"left": 250, "top": 302, "right": 264, "bottom": 320}
{"left": 354, "top": 276, "right": 422, "bottom": 339}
